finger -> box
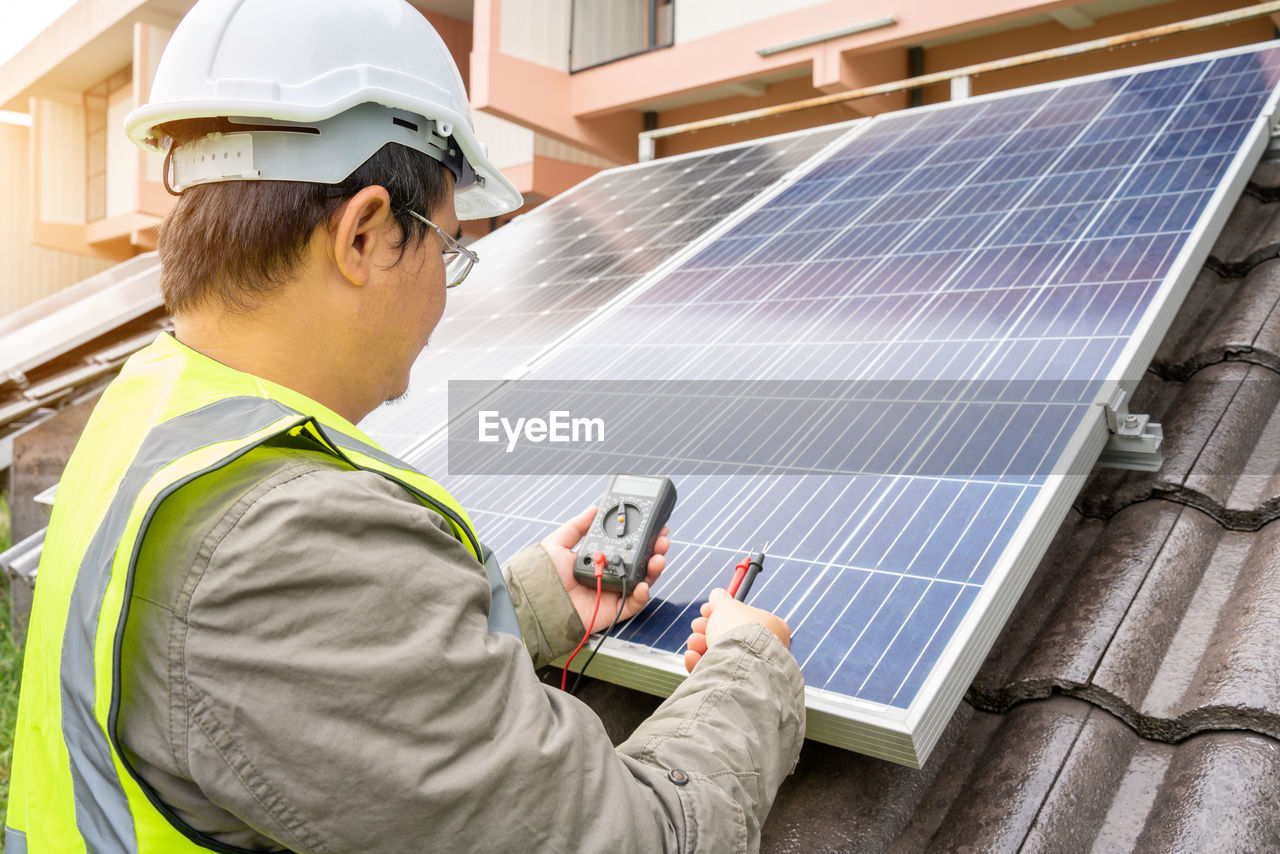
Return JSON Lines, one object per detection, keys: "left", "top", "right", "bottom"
{"left": 684, "top": 649, "right": 701, "bottom": 673}
{"left": 616, "top": 579, "right": 653, "bottom": 620}
{"left": 690, "top": 615, "right": 708, "bottom": 635}
{"left": 545, "top": 505, "right": 597, "bottom": 550}
{"left": 701, "top": 588, "right": 729, "bottom": 614}
{"left": 620, "top": 583, "right": 650, "bottom": 620}
{"left": 644, "top": 552, "right": 665, "bottom": 584}
{"left": 651, "top": 535, "right": 671, "bottom": 557}
{"left": 686, "top": 632, "right": 708, "bottom": 656}
{"left": 659, "top": 526, "right": 670, "bottom": 538}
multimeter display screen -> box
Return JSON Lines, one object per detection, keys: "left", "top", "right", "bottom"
{"left": 613, "top": 474, "right": 660, "bottom": 497}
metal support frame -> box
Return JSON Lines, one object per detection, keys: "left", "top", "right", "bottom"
{"left": 1097, "top": 387, "right": 1163, "bottom": 471}
{"left": 0, "top": 528, "right": 44, "bottom": 585}
{"left": 756, "top": 16, "right": 898, "bottom": 57}
{"left": 1268, "top": 109, "right": 1280, "bottom": 156}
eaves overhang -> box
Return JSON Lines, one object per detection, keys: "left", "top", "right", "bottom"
{"left": 0, "top": 0, "right": 184, "bottom": 112}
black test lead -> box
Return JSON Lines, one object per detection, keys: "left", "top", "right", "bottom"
{"left": 728, "top": 541, "right": 769, "bottom": 602}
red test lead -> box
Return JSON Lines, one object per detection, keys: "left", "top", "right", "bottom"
{"left": 727, "top": 553, "right": 750, "bottom": 598}
{"left": 561, "top": 552, "right": 607, "bottom": 691}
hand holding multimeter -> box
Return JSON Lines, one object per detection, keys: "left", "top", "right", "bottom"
{"left": 556, "top": 473, "right": 676, "bottom": 692}
{"left": 573, "top": 474, "right": 677, "bottom": 592}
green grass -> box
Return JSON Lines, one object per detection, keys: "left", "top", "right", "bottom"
{"left": 0, "top": 495, "right": 20, "bottom": 826}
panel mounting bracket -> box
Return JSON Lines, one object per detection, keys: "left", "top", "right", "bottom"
{"left": 1266, "top": 116, "right": 1280, "bottom": 156}
{"left": 1097, "top": 387, "right": 1163, "bottom": 471}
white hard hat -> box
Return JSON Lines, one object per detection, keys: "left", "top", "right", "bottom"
{"left": 124, "top": 0, "right": 523, "bottom": 220}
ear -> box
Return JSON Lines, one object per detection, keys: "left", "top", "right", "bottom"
{"left": 332, "top": 185, "right": 396, "bottom": 288}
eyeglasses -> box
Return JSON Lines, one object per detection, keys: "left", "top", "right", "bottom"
{"left": 407, "top": 210, "right": 478, "bottom": 289}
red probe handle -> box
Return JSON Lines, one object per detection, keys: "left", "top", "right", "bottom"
{"left": 726, "top": 557, "right": 750, "bottom": 597}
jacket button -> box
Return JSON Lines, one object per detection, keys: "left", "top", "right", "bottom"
{"left": 667, "top": 768, "right": 689, "bottom": 786}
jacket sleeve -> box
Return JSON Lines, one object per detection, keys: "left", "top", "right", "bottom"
{"left": 501, "top": 542, "right": 586, "bottom": 668}
{"left": 176, "top": 466, "right": 805, "bottom": 853}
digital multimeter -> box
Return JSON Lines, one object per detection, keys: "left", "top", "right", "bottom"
{"left": 575, "top": 473, "right": 677, "bottom": 592}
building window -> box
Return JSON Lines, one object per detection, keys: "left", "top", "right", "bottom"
{"left": 85, "top": 65, "right": 130, "bottom": 223}
{"left": 570, "top": 0, "right": 674, "bottom": 73}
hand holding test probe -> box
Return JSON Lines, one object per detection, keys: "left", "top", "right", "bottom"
{"left": 685, "top": 544, "right": 792, "bottom": 673}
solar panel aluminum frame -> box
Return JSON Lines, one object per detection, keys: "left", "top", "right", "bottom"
{"left": 552, "top": 41, "right": 1280, "bottom": 768}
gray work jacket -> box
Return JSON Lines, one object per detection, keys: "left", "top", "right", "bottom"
{"left": 118, "top": 442, "right": 806, "bottom": 853}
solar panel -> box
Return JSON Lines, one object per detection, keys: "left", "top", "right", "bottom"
{"left": 387, "top": 43, "right": 1280, "bottom": 766}
{"left": 359, "top": 124, "right": 853, "bottom": 456}
{"left": 0, "top": 253, "right": 161, "bottom": 379}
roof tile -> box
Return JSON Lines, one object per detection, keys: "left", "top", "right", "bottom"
{"left": 1093, "top": 508, "right": 1280, "bottom": 739}
{"left": 759, "top": 697, "right": 1280, "bottom": 852}
{"left": 1246, "top": 158, "right": 1280, "bottom": 192}
{"left": 974, "top": 492, "right": 1280, "bottom": 742}
{"left": 914, "top": 699, "right": 1095, "bottom": 853}
{"left": 970, "top": 502, "right": 1182, "bottom": 707}
{"left": 1208, "top": 193, "right": 1278, "bottom": 274}
{"left": 1155, "top": 259, "right": 1280, "bottom": 379}
{"left": 1132, "top": 731, "right": 1280, "bottom": 852}
{"left": 1208, "top": 172, "right": 1280, "bottom": 277}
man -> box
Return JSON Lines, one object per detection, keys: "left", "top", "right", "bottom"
{"left": 6, "top": 1, "right": 805, "bottom": 851}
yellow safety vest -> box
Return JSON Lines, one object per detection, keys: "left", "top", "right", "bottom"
{"left": 5, "top": 332, "right": 518, "bottom": 853}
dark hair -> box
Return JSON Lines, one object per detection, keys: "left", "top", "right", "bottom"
{"left": 156, "top": 127, "right": 451, "bottom": 314}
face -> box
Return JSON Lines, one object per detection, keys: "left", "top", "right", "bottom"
{"left": 369, "top": 185, "right": 458, "bottom": 404}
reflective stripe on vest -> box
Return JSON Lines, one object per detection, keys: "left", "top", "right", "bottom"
{"left": 7, "top": 337, "right": 519, "bottom": 852}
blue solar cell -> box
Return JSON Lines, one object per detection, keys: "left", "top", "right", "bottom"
{"left": 385, "top": 45, "right": 1280, "bottom": 765}
{"left": 838, "top": 576, "right": 935, "bottom": 694}
{"left": 801, "top": 569, "right": 897, "bottom": 686}
{"left": 891, "top": 583, "right": 977, "bottom": 704}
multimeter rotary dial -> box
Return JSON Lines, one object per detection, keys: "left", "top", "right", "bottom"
{"left": 603, "top": 503, "right": 641, "bottom": 537}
